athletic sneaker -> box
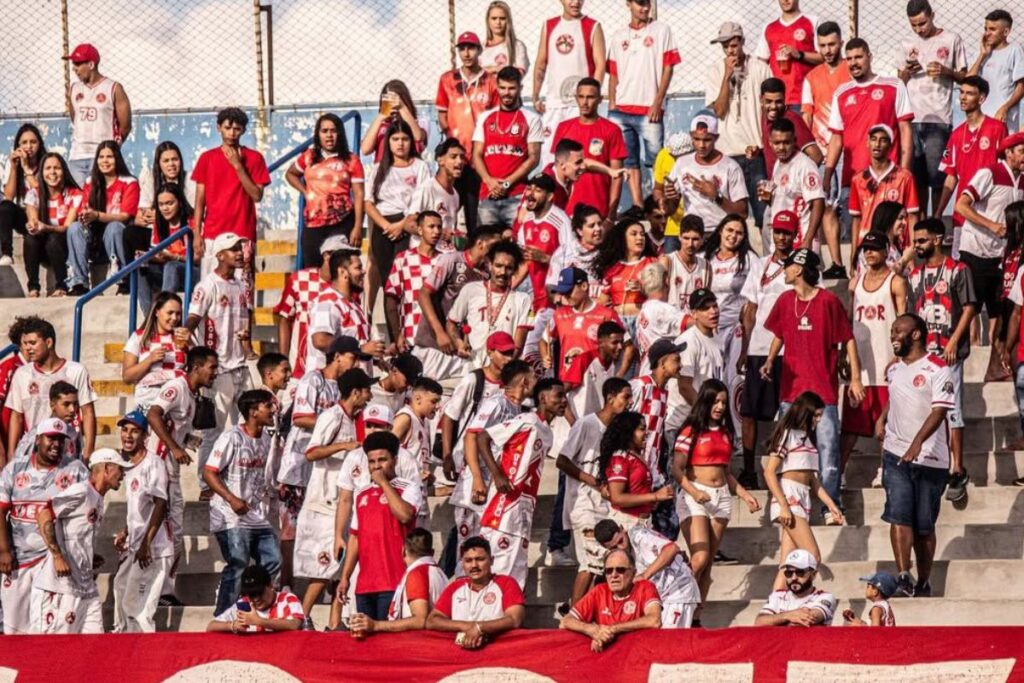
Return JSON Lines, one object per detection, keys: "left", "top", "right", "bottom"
{"left": 914, "top": 581, "right": 932, "bottom": 598}
{"left": 822, "top": 264, "right": 848, "bottom": 280}
{"left": 713, "top": 550, "right": 739, "bottom": 565}
{"left": 896, "top": 572, "right": 916, "bottom": 598}
{"left": 158, "top": 594, "right": 184, "bottom": 607}
{"left": 945, "top": 471, "right": 969, "bottom": 502}
{"left": 546, "top": 549, "right": 577, "bottom": 567}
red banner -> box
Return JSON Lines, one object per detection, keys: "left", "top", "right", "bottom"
{"left": 1, "top": 628, "right": 1022, "bottom": 682}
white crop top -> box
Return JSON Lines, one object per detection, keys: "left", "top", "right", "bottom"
{"left": 775, "top": 429, "right": 820, "bottom": 473}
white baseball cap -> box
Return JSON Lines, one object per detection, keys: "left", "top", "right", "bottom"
{"left": 89, "top": 447, "right": 134, "bottom": 469}
{"left": 364, "top": 403, "right": 393, "bottom": 427}
{"left": 782, "top": 549, "right": 818, "bottom": 571}
{"left": 37, "top": 418, "right": 70, "bottom": 439}
{"left": 690, "top": 113, "right": 719, "bottom": 136}
{"left": 320, "top": 235, "right": 351, "bottom": 254}
{"left": 212, "top": 232, "right": 247, "bottom": 255}
{"left": 868, "top": 123, "right": 894, "bottom": 141}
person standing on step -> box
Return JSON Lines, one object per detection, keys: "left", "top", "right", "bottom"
{"left": 967, "top": 10, "right": 1024, "bottom": 131}
{"left": 0, "top": 124, "right": 44, "bottom": 269}
{"left": 145, "top": 346, "right": 218, "bottom": 606}
{"left": 878, "top": 313, "right": 955, "bottom": 598}
{"left": 392, "top": 377, "right": 444, "bottom": 528}
{"left": 113, "top": 411, "right": 173, "bottom": 633}
{"left": 192, "top": 107, "right": 271, "bottom": 308}
{"left": 755, "top": 0, "right": 821, "bottom": 111}
{"left": 385, "top": 211, "right": 443, "bottom": 355}
{"left": 5, "top": 317, "right": 96, "bottom": 464}
{"left": 63, "top": 43, "right": 132, "bottom": 186}
{"left": 30, "top": 448, "right": 129, "bottom": 634}
{"left": 285, "top": 112, "right": 364, "bottom": 267}
{"left": 411, "top": 140, "right": 465, "bottom": 252}
{"left": 187, "top": 233, "right": 254, "bottom": 484}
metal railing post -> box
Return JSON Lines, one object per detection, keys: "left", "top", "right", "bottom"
{"left": 849, "top": 0, "right": 859, "bottom": 38}
{"left": 296, "top": 195, "right": 306, "bottom": 270}
{"left": 184, "top": 231, "right": 194, "bottom": 318}
{"left": 128, "top": 270, "right": 138, "bottom": 333}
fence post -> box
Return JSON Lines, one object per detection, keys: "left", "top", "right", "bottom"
{"left": 848, "top": 0, "right": 859, "bottom": 38}
{"left": 61, "top": 0, "right": 71, "bottom": 115}
{"left": 448, "top": 0, "right": 457, "bottom": 71}
{"left": 252, "top": 0, "right": 269, "bottom": 150}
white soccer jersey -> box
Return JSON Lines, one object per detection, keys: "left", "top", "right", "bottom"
{"left": 479, "top": 412, "right": 553, "bottom": 538}
{"left": 409, "top": 178, "right": 461, "bottom": 248}
{"left": 336, "top": 446, "right": 419, "bottom": 493}
{"left": 443, "top": 371, "right": 503, "bottom": 422}
{"left": 708, "top": 253, "right": 748, "bottom": 335}
{"left": 433, "top": 575, "right": 524, "bottom": 621}
{"left": 884, "top": 354, "right": 955, "bottom": 468}
{"left": 769, "top": 153, "right": 826, "bottom": 249}
{"left": 397, "top": 406, "right": 432, "bottom": 475}
{"left": 301, "top": 404, "right": 365, "bottom": 515}
{"left": 759, "top": 588, "right": 838, "bottom": 624}
{"left": 635, "top": 298, "right": 687, "bottom": 375}
{"left": 959, "top": 161, "right": 1024, "bottom": 259}
{"left": 5, "top": 360, "right": 97, "bottom": 432}
{"left": 370, "top": 382, "right": 408, "bottom": 417}
{"left": 668, "top": 154, "right": 749, "bottom": 230}
{"left": 666, "top": 254, "right": 710, "bottom": 315}
{"left": 277, "top": 370, "right": 341, "bottom": 487}
{"left": 69, "top": 78, "right": 120, "bottom": 160}
{"left": 33, "top": 480, "right": 104, "bottom": 598}
{"left": 144, "top": 376, "right": 196, "bottom": 474}
{"left": 189, "top": 272, "right": 250, "bottom": 371}
{"left": 607, "top": 21, "right": 680, "bottom": 111}
{"left": 205, "top": 425, "right": 271, "bottom": 532}
{"left": 122, "top": 452, "right": 173, "bottom": 558}
{"left": 388, "top": 556, "right": 449, "bottom": 620}
{"left": 306, "top": 288, "right": 373, "bottom": 373}
{"left": 543, "top": 16, "right": 598, "bottom": 103}
{"left": 896, "top": 30, "right": 967, "bottom": 126}
{"left": 560, "top": 412, "right": 609, "bottom": 527}
{"left": 449, "top": 395, "right": 523, "bottom": 511}
{"left": 569, "top": 355, "right": 615, "bottom": 421}
{"left": 666, "top": 327, "right": 724, "bottom": 432}
{"left": 628, "top": 526, "right": 700, "bottom": 605}
{"left": 447, "top": 282, "right": 533, "bottom": 368}
{"left": 739, "top": 254, "right": 791, "bottom": 356}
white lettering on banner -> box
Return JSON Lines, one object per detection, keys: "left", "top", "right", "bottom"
{"left": 649, "top": 663, "right": 754, "bottom": 682}
{"left": 162, "top": 661, "right": 302, "bottom": 682}
{"left": 437, "top": 669, "right": 557, "bottom": 683}
{"left": 786, "top": 658, "right": 1017, "bottom": 682}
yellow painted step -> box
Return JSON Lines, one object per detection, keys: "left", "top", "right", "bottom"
{"left": 255, "top": 307, "right": 275, "bottom": 326}
{"left": 103, "top": 340, "right": 264, "bottom": 363}
{"left": 257, "top": 240, "right": 295, "bottom": 256}
{"left": 97, "top": 415, "right": 118, "bottom": 435}
{"left": 93, "top": 379, "right": 133, "bottom": 397}
{"left": 255, "top": 272, "right": 285, "bottom": 291}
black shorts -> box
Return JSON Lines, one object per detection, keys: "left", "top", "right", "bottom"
{"left": 740, "top": 355, "right": 782, "bottom": 421}
{"left": 960, "top": 252, "right": 1002, "bottom": 319}
{"left": 370, "top": 213, "right": 410, "bottom": 281}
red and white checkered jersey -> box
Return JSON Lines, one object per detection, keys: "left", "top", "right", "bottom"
{"left": 307, "top": 287, "right": 372, "bottom": 373}
{"left": 607, "top": 21, "right": 680, "bottom": 113}
{"left": 828, "top": 75, "right": 914, "bottom": 186}
{"left": 959, "top": 160, "right": 1024, "bottom": 259}
{"left": 433, "top": 575, "right": 525, "bottom": 621}
{"left": 274, "top": 267, "right": 330, "bottom": 380}
{"left": 389, "top": 556, "right": 449, "bottom": 620}
{"left": 124, "top": 329, "right": 186, "bottom": 388}
{"left": 214, "top": 589, "right": 305, "bottom": 631}
{"left": 144, "top": 376, "right": 196, "bottom": 467}
{"left": 480, "top": 412, "right": 553, "bottom": 537}
{"left": 629, "top": 375, "right": 668, "bottom": 479}
{"left": 190, "top": 272, "right": 250, "bottom": 371}
{"left": 5, "top": 360, "right": 96, "bottom": 433}
{"left": 385, "top": 249, "right": 437, "bottom": 340}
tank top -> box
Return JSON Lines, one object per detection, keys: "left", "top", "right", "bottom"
{"left": 69, "top": 78, "right": 121, "bottom": 160}
{"left": 776, "top": 429, "right": 819, "bottom": 473}
{"left": 544, "top": 16, "right": 598, "bottom": 104}
{"left": 674, "top": 425, "right": 732, "bottom": 467}
{"left": 874, "top": 599, "right": 896, "bottom": 626}
{"left": 852, "top": 270, "right": 897, "bottom": 386}
{"left": 666, "top": 253, "right": 711, "bottom": 316}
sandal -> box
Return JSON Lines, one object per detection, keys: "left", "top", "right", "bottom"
{"left": 49, "top": 289, "right": 67, "bottom": 298}
{"left": 27, "top": 289, "right": 40, "bottom": 298}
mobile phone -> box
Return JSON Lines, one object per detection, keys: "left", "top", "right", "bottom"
{"left": 236, "top": 600, "right": 252, "bottom": 613}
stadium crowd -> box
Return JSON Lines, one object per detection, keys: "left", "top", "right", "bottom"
{"left": 0, "top": 0, "right": 1023, "bottom": 642}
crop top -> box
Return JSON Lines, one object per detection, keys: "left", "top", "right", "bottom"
{"left": 673, "top": 426, "right": 732, "bottom": 467}
{"left": 774, "top": 429, "right": 819, "bottom": 473}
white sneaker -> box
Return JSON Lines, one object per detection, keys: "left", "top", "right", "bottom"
{"left": 546, "top": 548, "right": 577, "bottom": 567}
{"left": 823, "top": 512, "right": 844, "bottom": 526}
{"left": 871, "top": 466, "right": 883, "bottom": 488}
{"left": 0, "top": 255, "right": 12, "bottom": 266}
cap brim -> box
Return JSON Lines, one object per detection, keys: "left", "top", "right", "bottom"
{"left": 489, "top": 345, "right": 517, "bottom": 353}
{"left": 365, "top": 419, "right": 391, "bottom": 427}
{"left": 40, "top": 431, "right": 68, "bottom": 438}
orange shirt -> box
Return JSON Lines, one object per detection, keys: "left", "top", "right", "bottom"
{"left": 801, "top": 61, "right": 852, "bottom": 151}
{"left": 435, "top": 69, "right": 499, "bottom": 160}
{"left": 848, "top": 164, "right": 920, "bottom": 237}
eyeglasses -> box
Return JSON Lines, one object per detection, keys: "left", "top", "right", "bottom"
{"left": 603, "top": 566, "right": 631, "bottom": 576}
{"left": 783, "top": 568, "right": 810, "bottom": 577}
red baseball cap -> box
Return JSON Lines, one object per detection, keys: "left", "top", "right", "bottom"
{"left": 486, "top": 331, "right": 516, "bottom": 353}
{"left": 999, "top": 131, "right": 1024, "bottom": 155}
{"left": 456, "top": 31, "right": 482, "bottom": 48}
{"left": 64, "top": 43, "right": 100, "bottom": 64}
{"left": 772, "top": 210, "right": 799, "bottom": 233}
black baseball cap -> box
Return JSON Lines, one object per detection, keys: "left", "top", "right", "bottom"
{"left": 859, "top": 231, "right": 889, "bottom": 252}
{"left": 239, "top": 565, "right": 272, "bottom": 597}
{"left": 688, "top": 288, "right": 718, "bottom": 311}
{"left": 783, "top": 248, "right": 821, "bottom": 271}
{"left": 329, "top": 335, "right": 371, "bottom": 360}
{"left": 648, "top": 338, "right": 686, "bottom": 370}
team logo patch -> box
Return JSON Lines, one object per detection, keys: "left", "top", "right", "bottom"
{"left": 643, "top": 36, "right": 654, "bottom": 48}
{"left": 75, "top": 93, "right": 84, "bottom": 102}
{"left": 55, "top": 472, "right": 73, "bottom": 490}
{"left": 218, "top": 295, "right": 229, "bottom": 308}
{"left": 845, "top": 94, "right": 857, "bottom": 107}
{"left": 588, "top": 138, "right": 604, "bottom": 156}
{"left": 65, "top": 611, "right": 76, "bottom": 624}
{"left": 935, "top": 280, "right": 948, "bottom": 294}
{"left": 495, "top": 53, "right": 508, "bottom": 66}
{"left": 497, "top": 536, "right": 511, "bottom": 550}
{"left": 612, "top": 463, "right": 623, "bottom": 474}
{"left": 317, "top": 551, "right": 330, "bottom": 566}
{"left": 459, "top": 523, "right": 469, "bottom": 537}
{"left": 907, "top": 48, "right": 920, "bottom": 61}
{"left": 87, "top": 508, "right": 98, "bottom": 524}
{"left": 2, "top": 576, "right": 10, "bottom": 588}
{"left": 96, "top": 93, "right": 106, "bottom": 104}
{"left": 779, "top": 173, "right": 790, "bottom": 186}
{"left": 913, "top": 374, "right": 926, "bottom": 388}
{"left": 623, "top": 601, "right": 637, "bottom": 615}
{"left": 806, "top": 173, "right": 819, "bottom": 189}
{"left": 885, "top": 188, "right": 900, "bottom": 201}
{"left": 483, "top": 591, "right": 497, "bottom": 605}
{"left": 621, "top": 40, "right": 630, "bottom": 52}
{"left": 28, "top": 381, "right": 39, "bottom": 396}
{"left": 556, "top": 34, "right": 575, "bottom": 54}
{"left": 508, "top": 465, "right": 518, "bottom": 477}
{"left": 793, "top": 28, "right": 807, "bottom": 41}
{"left": 379, "top": 493, "right": 389, "bottom": 504}
{"left": 587, "top": 323, "right": 599, "bottom": 341}
{"left": 539, "top": 230, "right": 551, "bottom": 244}
{"left": 14, "top": 473, "right": 29, "bottom": 490}
{"left": 980, "top": 137, "right": 991, "bottom": 151}
{"left": 937, "top": 47, "right": 949, "bottom": 60}
{"left": 130, "top": 478, "right": 140, "bottom": 492}
{"left": 352, "top": 466, "right": 361, "bottom": 478}
{"left": 871, "top": 89, "right": 884, "bottom": 101}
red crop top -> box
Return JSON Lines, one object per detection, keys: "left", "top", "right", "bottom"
{"left": 673, "top": 426, "right": 732, "bottom": 466}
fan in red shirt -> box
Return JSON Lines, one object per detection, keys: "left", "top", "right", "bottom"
{"left": 0, "top": 316, "right": 31, "bottom": 454}
{"left": 551, "top": 77, "right": 628, "bottom": 219}
{"left": 848, "top": 124, "right": 920, "bottom": 257}
{"left": 515, "top": 175, "right": 570, "bottom": 311}
{"left": 561, "top": 548, "right": 662, "bottom": 651}
{"left": 755, "top": 0, "right": 820, "bottom": 107}
{"left": 601, "top": 410, "right": 673, "bottom": 528}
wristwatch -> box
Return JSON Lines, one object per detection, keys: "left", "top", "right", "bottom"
{"left": 713, "top": 193, "right": 724, "bottom": 206}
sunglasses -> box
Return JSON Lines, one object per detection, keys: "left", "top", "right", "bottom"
{"left": 604, "top": 566, "right": 631, "bottom": 576}
{"left": 913, "top": 237, "right": 933, "bottom": 245}
{"left": 783, "top": 568, "right": 810, "bottom": 577}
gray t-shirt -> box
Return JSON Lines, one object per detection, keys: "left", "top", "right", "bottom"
{"left": 979, "top": 43, "right": 1024, "bottom": 131}
{"left": 413, "top": 250, "right": 487, "bottom": 348}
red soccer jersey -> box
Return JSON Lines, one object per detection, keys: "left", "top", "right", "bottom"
{"left": 273, "top": 267, "right": 329, "bottom": 380}
{"left": 191, "top": 146, "right": 271, "bottom": 241}
{"left": 673, "top": 425, "right": 733, "bottom": 467}
{"left": 758, "top": 14, "right": 818, "bottom": 105}
{"left": 294, "top": 149, "right": 363, "bottom": 228}
{"left": 605, "top": 450, "right": 653, "bottom": 517}
{"left": 436, "top": 69, "right": 499, "bottom": 162}
{"left": 547, "top": 302, "right": 623, "bottom": 379}
{"left": 517, "top": 214, "right": 561, "bottom": 311}
{"left": 350, "top": 480, "right": 420, "bottom": 594}
{"left": 939, "top": 116, "right": 1008, "bottom": 226}
{"left": 764, "top": 289, "right": 854, "bottom": 405}
{"left": 828, "top": 76, "right": 914, "bottom": 187}
{"left": 551, "top": 117, "right": 628, "bottom": 218}
{"left": 601, "top": 257, "right": 656, "bottom": 308}
{"left": 762, "top": 111, "right": 816, "bottom": 179}
{"left": 848, "top": 164, "right": 920, "bottom": 236}
{"left": 569, "top": 579, "right": 661, "bottom": 625}
{"left": 82, "top": 176, "right": 140, "bottom": 216}
{"left": 472, "top": 107, "right": 544, "bottom": 199}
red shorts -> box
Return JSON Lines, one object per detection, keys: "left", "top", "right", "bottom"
{"left": 841, "top": 385, "right": 889, "bottom": 437}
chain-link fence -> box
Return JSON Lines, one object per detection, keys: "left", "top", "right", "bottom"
{"left": 0, "top": 0, "right": 1011, "bottom": 118}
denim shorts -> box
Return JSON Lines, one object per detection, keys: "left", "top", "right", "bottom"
{"left": 881, "top": 451, "right": 947, "bottom": 535}
{"left": 912, "top": 122, "right": 952, "bottom": 189}
{"left": 609, "top": 110, "right": 662, "bottom": 169}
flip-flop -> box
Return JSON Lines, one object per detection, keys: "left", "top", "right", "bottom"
{"left": 27, "top": 289, "right": 40, "bottom": 298}
{"left": 49, "top": 289, "right": 67, "bottom": 298}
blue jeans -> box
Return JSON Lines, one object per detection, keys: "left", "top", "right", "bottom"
{"left": 66, "top": 220, "right": 128, "bottom": 288}
{"left": 138, "top": 261, "right": 198, "bottom": 317}
{"left": 478, "top": 195, "right": 520, "bottom": 228}
{"left": 912, "top": 123, "right": 952, "bottom": 197}
{"left": 731, "top": 154, "right": 767, "bottom": 228}
{"left": 67, "top": 158, "right": 92, "bottom": 187}
{"left": 213, "top": 526, "right": 282, "bottom": 616}
{"left": 779, "top": 401, "right": 841, "bottom": 512}
{"left": 355, "top": 591, "right": 395, "bottom": 621}
{"left": 609, "top": 110, "right": 662, "bottom": 170}
{"left": 546, "top": 471, "right": 570, "bottom": 552}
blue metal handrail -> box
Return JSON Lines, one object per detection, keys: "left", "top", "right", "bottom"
{"left": 267, "top": 110, "right": 362, "bottom": 270}
{"left": 0, "top": 343, "right": 16, "bottom": 362}
{"left": 71, "top": 227, "right": 194, "bottom": 362}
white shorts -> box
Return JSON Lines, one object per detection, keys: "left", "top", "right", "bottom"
{"left": 162, "top": 472, "right": 184, "bottom": 597}
{"left": 30, "top": 588, "right": 103, "bottom": 634}
{"left": 770, "top": 478, "right": 812, "bottom": 522}
{"left": 571, "top": 518, "right": 608, "bottom": 577}
{"left": 677, "top": 482, "right": 733, "bottom": 521}
{"left": 114, "top": 555, "right": 172, "bottom": 633}
{"left": 413, "top": 346, "right": 466, "bottom": 382}
{"left": 453, "top": 506, "right": 481, "bottom": 578}
{"left": 662, "top": 601, "right": 698, "bottom": 628}
{"left": 481, "top": 528, "right": 529, "bottom": 589}
{"left": 1, "top": 562, "right": 44, "bottom": 634}
{"left": 294, "top": 508, "right": 341, "bottom": 580}
{"left": 608, "top": 508, "right": 650, "bottom": 533}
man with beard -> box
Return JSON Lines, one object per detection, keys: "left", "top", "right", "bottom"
{"left": 31, "top": 448, "right": 130, "bottom": 633}
{"left": 877, "top": 313, "right": 955, "bottom": 598}
{"left": 736, "top": 211, "right": 796, "bottom": 487}
{"left": 447, "top": 240, "right": 533, "bottom": 368}
{"left": 0, "top": 419, "right": 88, "bottom": 634}
{"left": 308, "top": 247, "right": 384, "bottom": 376}
{"left": 515, "top": 175, "right": 572, "bottom": 312}
{"left": 906, "top": 218, "right": 973, "bottom": 492}
{"left": 551, "top": 78, "right": 626, "bottom": 220}
{"left": 754, "top": 549, "right": 837, "bottom": 626}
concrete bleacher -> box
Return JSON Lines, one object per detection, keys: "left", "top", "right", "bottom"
{"left": 2, "top": 229, "right": 1024, "bottom": 631}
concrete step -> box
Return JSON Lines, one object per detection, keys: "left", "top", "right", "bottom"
{"left": 101, "top": 340, "right": 265, "bottom": 365}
